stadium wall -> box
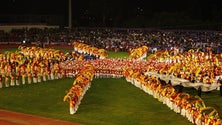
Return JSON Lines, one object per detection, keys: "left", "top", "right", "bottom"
{"left": 0, "top": 24, "right": 59, "bottom": 32}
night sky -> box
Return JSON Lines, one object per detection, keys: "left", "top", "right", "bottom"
{"left": 0, "top": 0, "right": 221, "bottom": 28}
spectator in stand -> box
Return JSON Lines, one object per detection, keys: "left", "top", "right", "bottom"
{"left": 0, "top": 27, "right": 222, "bottom": 54}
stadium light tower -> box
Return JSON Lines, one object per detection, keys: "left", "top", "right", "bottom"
{"left": 68, "top": 0, "right": 72, "bottom": 29}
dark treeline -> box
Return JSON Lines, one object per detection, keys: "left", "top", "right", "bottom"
{"left": 0, "top": 0, "right": 222, "bottom": 30}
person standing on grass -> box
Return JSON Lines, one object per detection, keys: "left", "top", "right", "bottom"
{"left": 4, "top": 63, "right": 11, "bottom": 87}
{"left": 20, "top": 65, "right": 26, "bottom": 85}
{"left": 26, "top": 65, "right": 32, "bottom": 84}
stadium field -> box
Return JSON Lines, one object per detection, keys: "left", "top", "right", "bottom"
{"left": 0, "top": 48, "right": 221, "bottom": 125}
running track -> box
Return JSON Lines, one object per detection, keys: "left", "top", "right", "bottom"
{"left": 0, "top": 110, "right": 82, "bottom": 125}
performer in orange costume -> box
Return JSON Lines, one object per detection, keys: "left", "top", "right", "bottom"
{"left": 26, "top": 65, "right": 32, "bottom": 84}
{"left": 20, "top": 65, "right": 26, "bottom": 85}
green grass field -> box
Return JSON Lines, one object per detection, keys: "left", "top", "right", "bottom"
{"left": 0, "top": 48, "right": 18, "bottom": 53}
{"left": 0, "top": 49, "right": 222, "bottom": 125}
{"left": 107, "top": 51, "right": 129, "bottom": 58}
{"left": 0, "top": 78, "right": 194, "bottom": 125}
{"left": 0, "top": 77, "right": 221, "bottom": 125}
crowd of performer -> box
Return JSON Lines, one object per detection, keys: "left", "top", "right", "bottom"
{"left": 73, "top": 41, "right": 108, "bottom": 59}
{"left": 2, "top": 44, "right": 221, "bottom": 90}
{"left": 60, "top": 58, "right": 149, "bottom": 79}
{"left": 61, "top": 46, "right": 222, "bottom": 92}
{"left": 146, "top": 49, "right": 222, "bottom": 86}
{"left": 0, "top": 45, "right": 88, "bottom": 88}
{"left": 123, "top": 68, "right": 222, "bottom": 125}
{"left": 63, "top": 64, "right": 95, "bottom": 114}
